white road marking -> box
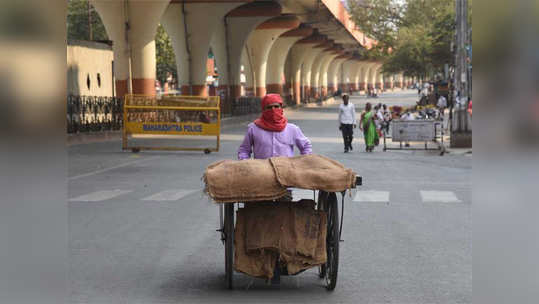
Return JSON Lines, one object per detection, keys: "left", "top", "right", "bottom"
{"left": 292, "top": 189, "right": 317, "bottom": 201}
{"left": 69, "top": 189, "right": 132, "bottom": 202}
{"left": 69, "top": 156, "right": 160, "bottom": 181}
{"left": 420, "top": 191, "right": 462, "bottom": 203}
{"left": 141, "top": 189, "right": 199, "bottom": 201}
{"left": 354, "top": 191, "right": 390, "bottom": 203}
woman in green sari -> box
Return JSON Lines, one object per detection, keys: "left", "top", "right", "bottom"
{"left": 360, "top": 102, "right": 378, "bottom": 152}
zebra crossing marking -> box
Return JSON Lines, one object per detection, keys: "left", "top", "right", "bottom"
{"left": 141, "top": 189, "right": 198, "bottom": 201}
{"left": 420, "top": 191, "right": 461, "bottom": 203}
{"left": 69, "top": 189, "right": 132, "bottom": 202}
{"left": 353, "top": 191, "right": 390, "bottom": 203}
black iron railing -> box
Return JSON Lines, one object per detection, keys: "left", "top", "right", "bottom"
{"left": 232, "top": 97, "right": 261, "bottom": 116}
{"left": 67, "top": 95, "right": 123, "bottom": 133}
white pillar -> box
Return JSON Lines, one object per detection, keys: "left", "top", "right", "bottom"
{"left": 91, "top": 0, "right": 169, "bottom": 97}
{"left": 266, "top": 26, "right": 313, "bottom": 95}
{"left": 245, "top": 16, "right": 300, "bottom": 97}
{"left": 226, "top": 2, "right": 281, "bottom": 98}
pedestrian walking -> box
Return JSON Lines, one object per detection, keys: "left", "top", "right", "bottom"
{"left": 338, "top": 93, "right": 356, "bottom": 153}
{"left": 382, "top": 104, "right": 392, "bottom": 135}
{"left": 437, "top": 94, "right": 447, "bottom": 126}
{"left": 360, "top": 102, "right": 378, "bottom": 152}
{"left": 374, "top": 104, "right": 384, "bottom": 139}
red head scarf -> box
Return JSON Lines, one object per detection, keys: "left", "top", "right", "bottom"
{"left": 254, "top": 94, "right": 288, "bottom": 132}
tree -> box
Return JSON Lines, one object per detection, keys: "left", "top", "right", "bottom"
{"left": 348, "top": 0, "right": 457, "bottom": 79}
{"left": 67, "top": 0, "right": 108, "bottom": 41}
{"left": 155, "top": 24, "right": 177, "bottom": 85}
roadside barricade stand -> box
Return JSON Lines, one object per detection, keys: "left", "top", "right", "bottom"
{"left": 122, "top": 94, "right": 220, "bottom": 153}
{"left": 383, "top": 119, "right": 446, "bottom": 155}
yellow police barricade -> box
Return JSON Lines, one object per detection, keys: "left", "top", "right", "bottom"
{"left": 122, "top": 94, "right": 220, "bottom": 153}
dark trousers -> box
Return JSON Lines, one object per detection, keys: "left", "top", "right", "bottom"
{"left": 340, "top": 123, "right": 354, "bottom": 150}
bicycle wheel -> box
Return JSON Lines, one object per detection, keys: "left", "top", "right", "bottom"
{"left": 325, "top": 192, "right": 339, "bottom": 291}
{"left": 224, "top": 203, "right": 234, "bottom": 289}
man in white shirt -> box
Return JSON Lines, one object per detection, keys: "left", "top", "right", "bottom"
{"left": 338, "top": 94, "right": 357, "bottom": 152}
{"left": 437, "top": 94, "right": 447, "bottom": 121}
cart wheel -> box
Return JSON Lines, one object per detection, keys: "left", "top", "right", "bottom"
{"left": 131, "top": 148, "right": 140, "bottom": 153}
{"left": 317, "top": 191, "right": 328, "bottom": 279}
{"left": 325, "top": 192, "right": 339, "bottom": 291}
{"left": 224, "top": 203, "right": 234, "bottom": 289}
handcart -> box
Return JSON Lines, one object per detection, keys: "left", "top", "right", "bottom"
{"left": 217, "top": 177, "right": 362, "bottom": 291}
{"left": 383, "top": 119, "right": 446, "bottom": 155}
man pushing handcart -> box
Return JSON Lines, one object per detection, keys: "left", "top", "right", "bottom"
{"left": 202, "top": 95, "right": 361, "bottom": 290}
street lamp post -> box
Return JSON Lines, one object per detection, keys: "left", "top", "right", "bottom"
{"left": 451, "top": 0, "right": 472, "bottom": 147}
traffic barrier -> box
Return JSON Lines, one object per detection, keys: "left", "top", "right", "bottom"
{"left": 122, "top": 94, "right": 220, "bottom": 153}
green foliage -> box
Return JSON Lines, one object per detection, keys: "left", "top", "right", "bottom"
{"left": 155, "top": 24, "right": 177, "bottom": 84}
{"left": 348, "top": 0, "right": 459, "bottom": 78}
{"left": 67, "top": 0, "right": 108, "bottom": 41}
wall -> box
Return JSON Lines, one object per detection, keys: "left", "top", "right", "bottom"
{"left": 67, "top": 40, "right": 114, "bottom": 96}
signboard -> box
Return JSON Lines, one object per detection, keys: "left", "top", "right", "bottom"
{"left": 392, "top": 120, "right": 436, "bottom": 142}
{"left": 122, "top": 94, "right": 221, "bottom": 152}
{"left": 125, "top": 122, "right": 219, "bottom": 136}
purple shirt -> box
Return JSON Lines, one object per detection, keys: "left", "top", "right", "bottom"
{"left": 237, "top": 123, "right": 313, "bottom": 160}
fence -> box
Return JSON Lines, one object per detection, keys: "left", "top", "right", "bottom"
{"left": 232, "top": 97, "right": 261, "bottom": 116}
{"left": 67, "top": 95, "right": 265, "bottom": 135}
{"left": 67, "top": 95, "right": 122, "bottom": 133}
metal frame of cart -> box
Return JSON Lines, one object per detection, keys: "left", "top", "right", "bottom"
{"left": 383, "top": 119, "right": 446, "bottom": 155}
{"left": 217, "top": 177, "right": 362, "bottom": 290}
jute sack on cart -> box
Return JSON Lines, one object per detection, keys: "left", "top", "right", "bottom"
{"left": 235, "top": 201, "right": 327, "bottom": 279}
{"left": 203, "top": 155, "right": 356, "bottom": 203}
{"left": 269, "top": 154, "right": 357, "bottom": 192}
{"left": 203, "top": 159, "right": 287, "bottom": 203}
{"left": 234, "top": 207, "right": 277, "bottom": 279}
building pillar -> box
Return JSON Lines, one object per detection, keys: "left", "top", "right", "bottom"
{"left": 327, "top": 55, "right": 348, "bottom": 93}
{"left": 91, "top": 0, "right": 169, "bottom": 97}
{"left": 309, "top": 42, "right": 333, "bottom": 98}
{"left": 245, "top": 16, "right": 300, "bottom": 97}
{"left": 266, "top": 26, "right": 313, "bottom": 95}
{"left": 183, "top": 2, "right": 248, "bottom": 96}
{"left": 318, "top": 49, "right": 340, "bottom": 97}
{"left": 161, "top": 3, "right": 188, "bottom": 95}
{"left": 287, "top": 34, "right": 326, "bottom": 104}
{"left": 241, "top": 48, "right": 254, "bottom": 96}
{"left": 226, "top": 2, "right": 282, "bottom": 99}
{"left": 351, "top": 60, "right": 363, "bottom": 92}
{"left": 357, "top": 61, "right": 370, "bottom": 92}
{"left": 298, "top": 36, "right": 327, "bottom": 102}
{"left": 366, "top": 62, "right": 378, "bottom": 90}
{"left": 374, "top": 65, "right": 384, "bottom": 90}
{"left": 342, "top": 59, "right": 357, "bottom": 93}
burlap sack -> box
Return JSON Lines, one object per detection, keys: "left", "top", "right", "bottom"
{"left": 285, "top": 213, "right": 327, "bottom": 275}
{"left": 238, "top": 200, "right": 327, "bottom": 277}
{"left": 270, "top": 154, "right": 357, "bottom": 192}
{"left": 234, "top": 208, "right": 277, "bottom": 279}
{"left": 203, "top": 159, "right": 287, "bottom": 203}
{"left": 244, "top": 202, "right": 286, "bottom": 253}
